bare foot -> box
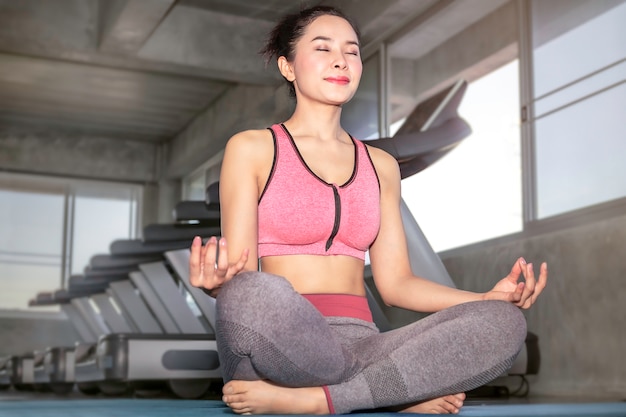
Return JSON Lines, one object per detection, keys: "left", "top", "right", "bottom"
{"left": 396, "top": 393, "right": 466, "bottom": 414}
{"left": 222, "top": 380, "right": 329, "bottom": 415}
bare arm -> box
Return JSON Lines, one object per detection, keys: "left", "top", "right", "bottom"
{"left": 219, "top": 130, "right": 266, "bottom": 271}
{"left": 189, "top": 129, "right": 273, "bottom": 296}
{"left": 367, "top": 147, "right": 547, "bottom": 312}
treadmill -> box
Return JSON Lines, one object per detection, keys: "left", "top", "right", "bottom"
{"left": 6, "top": 280, "right": 112, "bottom": 394}
{"left": 19, "top": 268, "right": 143, "bottom": 395}
{"left": 72, "top": 247, "right": 220, "bottom": 396}
{"left": 69, "top": 185, "right": 223, "bottom": 399}
{"left": 18, "top": 196, "right": 221, "bottom": 397}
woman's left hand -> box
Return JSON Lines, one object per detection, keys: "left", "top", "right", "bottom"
{"left": 483, "top": 257, "right": 548, "bottom": 309}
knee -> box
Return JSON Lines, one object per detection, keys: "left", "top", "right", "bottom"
{"left": 219, "top": 270, "right": 291, "bottom": 300}
{"left": 480, "top": 301, "right": 527, "bottom": 353}
{"left": 457, "top": 301, "right": 526, "bottom": 355}
{"left": 216, "top": 271, "right": 294, "bottom": 319}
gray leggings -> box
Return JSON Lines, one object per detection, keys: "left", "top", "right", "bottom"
{"left": 215, "top": 271, "right": 527, "bottom": 414}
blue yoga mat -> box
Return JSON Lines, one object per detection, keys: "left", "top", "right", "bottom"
{"left": 0, "top": 399, "right": 625, "bottom": 417}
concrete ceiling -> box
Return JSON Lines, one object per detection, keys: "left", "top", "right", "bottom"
{"left": 0, "top": 0, "right": 508, "bottom": 144}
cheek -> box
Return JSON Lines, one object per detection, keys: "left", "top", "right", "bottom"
{"left": 294, "top": 56, "right": 324, "bottom": 79}
{"left": 348, "top": 55, "right": 362, "bottom": 71}
{"left": 351, "top": 61, "right": 363, "bottom": 82}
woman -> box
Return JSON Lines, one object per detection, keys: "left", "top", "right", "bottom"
{"left": 189, "top": 5, "right": 547, "bottom": 415}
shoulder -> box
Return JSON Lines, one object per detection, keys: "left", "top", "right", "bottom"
{"left": 363, "top": 143, "right": 401, "bottom": 185}
{"left": 223, "top": 128, "right": 274, "bottom": 164}
{"left": 226, "top": 128, "right": 274, "bottom": 153}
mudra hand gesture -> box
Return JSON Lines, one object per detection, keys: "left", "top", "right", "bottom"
{"left": 484, "top": 257, "right": 548, "bottom": 309}
{"left": 189, "top": 236, "right": 249, "bottom": 297}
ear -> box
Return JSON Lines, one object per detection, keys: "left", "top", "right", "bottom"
{"left": 277, "top": 56, "right": 295, "bottom": 82}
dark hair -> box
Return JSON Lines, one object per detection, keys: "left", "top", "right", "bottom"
{"left": 260, "top": 5, "right": 361, "bottom": 98}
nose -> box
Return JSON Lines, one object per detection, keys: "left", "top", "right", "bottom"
{"left": 332, "top": 51, "right": 347, "bottom": 69}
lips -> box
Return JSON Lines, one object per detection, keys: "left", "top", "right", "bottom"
{"left": 325, "top": 76, "right": 350, "bottom": 85}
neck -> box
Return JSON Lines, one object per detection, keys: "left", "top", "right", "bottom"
{"left": 286, "top": 100, "right": 345, "bottom": 141}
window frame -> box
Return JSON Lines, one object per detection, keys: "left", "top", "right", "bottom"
{"left": 0, "top": 172, "right": 143, "bottom": 316}
{"left": 182, "top": 151, "right": 224, "bottom": 201}
{"left": 368, "top": 0, "right": 626, "bottom": 256}
{"left": 517, "top": 0, "right": 626, "bottom": 241}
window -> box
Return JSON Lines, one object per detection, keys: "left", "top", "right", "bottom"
{"left": 70, "top": 185, "right": 139, "bottom": 275}
{"left": 0, "top": 173, "right": 142, "bottom": 311}
{"left": 182, "top": 152, "right": 223, "bottom": 201}
{"left": 399, "top": 61, "right": 523, "bottom": 252}
{"left": 182, "top": 168, "right": 207, "bottom": 201}
{"left": 530, "top": 0, "right": 626, "bottom": 219}
{"left": 0, "top": 188, "right": 65, "bottom": 310}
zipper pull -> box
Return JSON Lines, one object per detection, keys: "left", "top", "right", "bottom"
{"left": 325, "top": 185, "right": 341, "bottom": 251}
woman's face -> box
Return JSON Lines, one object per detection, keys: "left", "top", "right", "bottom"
{"left": 285, "top": 15, "right": 362, "bottom": 106}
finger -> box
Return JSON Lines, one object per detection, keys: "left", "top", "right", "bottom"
{"left": 510, "top": 282, "right": 524, "bottom": 304}
{"left": 507, "top": 257, "right": 525, "bottom": 283}
{"left": 532, "top": 263, "right": 548, "bottom": 306}
{"left": 519, "top": 262, "right": 537, "bottom": 306}
{"left": 232, "top": 248, "right": 250, "bottom": 273}
{"left": 198, "top": 236, "right": 219, "bottom": 288}
{"left": 203, "top": 236, "right": 219, "bottom": 269}
{"left": 514, "top": 260, "right": 529, "bottom": 305}
{"left": 188, "top": 236, "right": 203, "bottom": 286}
{"left": 216, "top": 237, "right": 229, "bottom": 272}
{"left": 525, "top": 262, "right": 548, "bottom": 308}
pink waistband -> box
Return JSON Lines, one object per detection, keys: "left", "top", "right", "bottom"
{"left": 302, "top": 293, "right": 373, "bottom": 323}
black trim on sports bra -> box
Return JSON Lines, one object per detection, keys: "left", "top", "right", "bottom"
{"left": 280, "top": 123, "right": 357, "bottom": 188}
{"left": 363, "top": 143, "right": 381, "bottom": 195}
{"left": 258, "top": 127, "right": 278, "bottom": 204}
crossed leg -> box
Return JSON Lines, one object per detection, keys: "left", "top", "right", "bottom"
{"left": 215, "top": 272, "right": 526, "bottom": 415}
{"left": 222, "top": 380, "right": 465, "bottom": 415}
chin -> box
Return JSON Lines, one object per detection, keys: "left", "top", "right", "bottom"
{"left": 325, "top": 94, "right": 355, "bottom": 106}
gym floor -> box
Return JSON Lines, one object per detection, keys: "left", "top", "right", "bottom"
{"left": 1, "top": 389, "right": 625, "bottom": 417}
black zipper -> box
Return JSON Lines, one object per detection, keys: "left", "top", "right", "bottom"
{"left": 326, "top": 185, "right": 341, "bottom": 251}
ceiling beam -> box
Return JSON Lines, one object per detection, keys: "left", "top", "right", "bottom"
{"left": 98, "top": 0, "right": 176, "bottom": 55}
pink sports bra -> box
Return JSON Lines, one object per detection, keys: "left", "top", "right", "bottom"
{"left": 258, "top": 124, "right": 380, "bottom": 260}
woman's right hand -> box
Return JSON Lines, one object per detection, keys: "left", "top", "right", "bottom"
{"left": 189, "top": 236, "right": 249, "bottom": 297}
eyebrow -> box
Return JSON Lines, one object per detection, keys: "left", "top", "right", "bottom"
{"left": 311, "top": 35, "right": 360, "bottom": 47}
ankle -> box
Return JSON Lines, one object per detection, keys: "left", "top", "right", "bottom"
{"left": 302, "top": 386, "right": 331, "bottom": 415}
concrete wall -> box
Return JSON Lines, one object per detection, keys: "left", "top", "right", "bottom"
{"left": 440, "top": 213, "right": 626, "bottom": 399}
{"left": 165, "top": 82, "right": 294, "bottom": 179}
{"left": 0, "top": 130, "right": 158, "bottom": 183}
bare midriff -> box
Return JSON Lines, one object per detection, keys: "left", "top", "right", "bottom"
{"left": 260, "top": 254, "right": 366, "bottom": 296}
